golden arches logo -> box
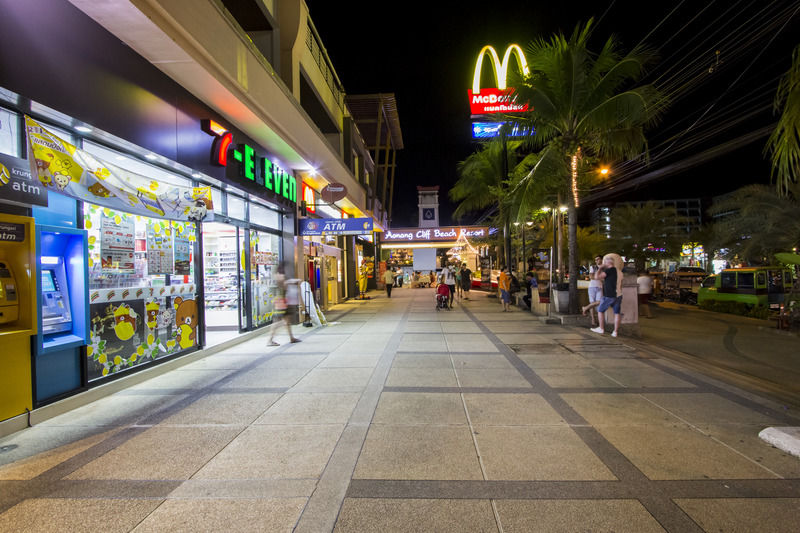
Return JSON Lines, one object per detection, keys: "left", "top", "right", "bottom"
{"left": 472, "top": 44, "right": 529, "bottom": 93}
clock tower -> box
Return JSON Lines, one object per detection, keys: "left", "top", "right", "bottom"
{"left": 417, "top": 186, "right": 439, "bottom": 228}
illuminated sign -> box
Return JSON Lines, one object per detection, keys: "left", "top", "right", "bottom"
{"left": 299, "top": 217, "right": 373, "bottom": 236}
{"left": 681, "top": 243, "right": 705, "bottom": 257}
{"left": 468, "top": 45, "right": 530, "bottom": 115}
{"left": 383, "top": 226, "right": 490, "bottom": 242}
{"left": 202, "top": 120, "right": 296, "bottom": 204}
{"left": 471, "top": 122, "right": 532, "bottom": 139}
{"left": 302, "top": 183, "right": 316, "bottom": 213}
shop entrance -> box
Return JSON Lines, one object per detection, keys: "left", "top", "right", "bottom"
{"left": 202, "top": 222, "right": 241, "bottom": 345}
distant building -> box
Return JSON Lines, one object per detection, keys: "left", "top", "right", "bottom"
{"left": 592, "top": 198, "right": 703, "bottom": 238}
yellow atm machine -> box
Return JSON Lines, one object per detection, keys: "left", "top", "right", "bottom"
{"left": 0, "top": 214, "right": 37, "bottom": 423}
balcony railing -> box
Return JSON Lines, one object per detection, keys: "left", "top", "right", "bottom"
{"left": 305, "top": 20, "right": 343, "bottom": 110}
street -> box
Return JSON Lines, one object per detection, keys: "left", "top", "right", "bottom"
{"left": 637, "top": 302, "right": 800, "bottom": 408}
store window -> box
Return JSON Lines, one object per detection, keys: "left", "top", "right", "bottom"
{"left": 84, "top": 203, "right": 198, "bottom": 381}
{"left": 0, "top": 107, "right": 19, "bottom": 157}
{"left": 228, "top": 193, "right": 246, "bottom": 220}
{"left": 250, "top": 230, "right": 280, "bottom": 327}
{"left": 250, "top": 201, "right": 280, "bottom": 228}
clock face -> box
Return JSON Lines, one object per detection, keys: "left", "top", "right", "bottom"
{"left": 423, "top": 208, "right": 435, "bottom": 220}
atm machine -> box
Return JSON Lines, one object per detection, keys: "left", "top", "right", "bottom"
{"left": 39, "top": 257, "right": 72, "bottom": 335}
{"left": 0, "top": 260, "right": 19, "bottom": 325}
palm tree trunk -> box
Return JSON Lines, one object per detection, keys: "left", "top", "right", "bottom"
{"left": 568, "top": 149, "right": 580, "bottom": 314}
{"left": 568, "top": 204, "right": 579, "bottom": 314}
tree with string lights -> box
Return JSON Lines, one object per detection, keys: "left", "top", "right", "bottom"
{"left": 510, "top": 19, "right": 667, "bottom": 313}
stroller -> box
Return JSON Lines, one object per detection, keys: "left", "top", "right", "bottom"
{"left": 435, "top": 283, "right": 451, "bottom": 310}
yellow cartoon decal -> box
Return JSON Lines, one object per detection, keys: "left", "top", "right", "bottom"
{"left": 136, "top": 188, "right": 165, "bottom": 217}
{"left": 174, "top": 297, "right": 198, "bottom": 349}
{"left": 113, "top": 303, "right": 137, "bottom": 341}
{"left": 88, "top": 182, "right": 112, "bottom": 198}
{"left": 145, "top": 300, "right": 160, "bottom": 329}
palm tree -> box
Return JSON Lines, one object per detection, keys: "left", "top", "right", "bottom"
{"left": 765, "top": 44, "right": 800, "bottom": 196}
{"left": 451, "top": 136, "right": 532, "bottom": 267}
{"left": 510, "top": 20, "right": 666, "bottom": 313}
{"left": 607, "top": 202, "right": 685, "bottom": 272}
{"left": 710, "top": 183, "right": 800, "bottom": 263}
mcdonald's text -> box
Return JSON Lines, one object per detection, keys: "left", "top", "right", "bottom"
{"left": 468, "top": 88, "right": 529, "bottom": 115}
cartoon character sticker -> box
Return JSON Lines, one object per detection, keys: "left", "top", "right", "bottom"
{"left": 145, "top": 300, "right": 160, "bottom": 330}
{"left": 173, "top": 297, "right": 198, "bottom": 349}
{"left": 113, "top": 303, "right": 137, "bottom": 341}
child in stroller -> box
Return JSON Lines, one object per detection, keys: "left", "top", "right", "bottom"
{"left": 436, "top": 280, "right": 451, "bottom": 310}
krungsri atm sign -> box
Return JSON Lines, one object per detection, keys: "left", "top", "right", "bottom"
{"left": 468, "top": 45, "right": 529, "bottom": 115}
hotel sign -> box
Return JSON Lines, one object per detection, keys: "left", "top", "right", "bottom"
{"left": 383, "top": 226, "right": 489, "bottom": 243}
{"left": 468, "top": 45, "right": 529, "bottom": 115}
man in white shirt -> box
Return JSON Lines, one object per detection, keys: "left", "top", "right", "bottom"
{"left": 582, "top": 255, "right": 603, "bottom": 327}
{"left": 637, "top": 270, "right": 654, "bottom": 318}
{"left": 442, "top": 266, "right": 457, "bottom": 306}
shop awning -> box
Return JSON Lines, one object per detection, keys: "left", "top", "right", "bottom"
{"left": 25, "top": 116, "right": 213, "bottom": 222}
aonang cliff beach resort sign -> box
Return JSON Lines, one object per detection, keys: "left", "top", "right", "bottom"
{"left": 383, "top": 226, "right": 489, "bottom": 243}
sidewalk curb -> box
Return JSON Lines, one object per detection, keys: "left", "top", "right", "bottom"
{"left": 759, "top": 427, "right": 800, "bottom": 458}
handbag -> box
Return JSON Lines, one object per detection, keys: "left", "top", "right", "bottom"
{"left": 275, "top": 297, "right": 288, "bottom": 311}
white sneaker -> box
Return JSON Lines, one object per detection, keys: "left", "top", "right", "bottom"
{"left": 611, "top": 331, "right": 618, "bottom": 338}
{"left": 590, "top": 327, "right": 604, "bottom": 335}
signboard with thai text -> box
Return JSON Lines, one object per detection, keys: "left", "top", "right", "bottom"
{"left": 468, "top": 45, "right": 530, "bottom": 116}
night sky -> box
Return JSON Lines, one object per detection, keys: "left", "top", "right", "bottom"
{"left": 306, "top": 1, "right": 800, "bottom": 227}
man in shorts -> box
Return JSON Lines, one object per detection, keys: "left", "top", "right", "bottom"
{"left": 591, "top": 255, "right": 622, "bottom": 337}
{"left": 498, "top": 266, "right": 511, "bottom": 311}
{"left": 582, "top": 255, "right": 603, "bottom": 326}
{"left": 460, "top": 263, "right": 472, "bottom": 300}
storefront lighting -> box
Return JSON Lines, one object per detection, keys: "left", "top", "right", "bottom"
{"left": 41, "top": 256, "right": 59, "bottom": 265}
{"left": 74, "top": 125, "right": 92, "bottom": 133}
{"left": 192, "top": 172, "right": 202, "bottom": 178}
{"left": 144, "top": 153, "right": 157, "bottom": 160}
{"left": 559, "top": 206, "right": 568, "bottom": 213}
{"left": 201, "top": 119, "right": 228, "bottom": 137}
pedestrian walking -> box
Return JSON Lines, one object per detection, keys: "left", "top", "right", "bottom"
{"left": 498, "top": 266, "right": 511, "bottom": 311}
{"left": 591, "top": 253, "right": 624, "bottom": 337}
{"left": 637, "top": 270, "right": 654, "bottom": 318}
{"left": 268, "top": 262, "right": 301, "bottom": 346}
{"left": 396, "top": 266, "right": 404, "bottom": 287}
{"left": 383, "top": 267, "right": 396, "bottom": 298}
{"left": 454, "top": 266, "right": 463, "bottom": 298}
{"left": 442, "top": 265, "right": 457, "bottom": 307}
{"left": 523, "top": 272, "right": 537, "bottom": 309}
{"left": 582, "top": 255, "right": 604, "bottom": 326}
{"left": 460, "top": 263, "right": 472, "bottom": 299}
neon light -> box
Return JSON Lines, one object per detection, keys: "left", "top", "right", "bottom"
{"left": 213, "top": 132, "right": 233, "bottom": 166}
{"left": 472, "top": 44, "right": 529, "bottom": 93}
{"left": 201, "top": 119, "right": 228, "bottom": 137}
{"left": 302, "top": 183, "right": 316, "bottom": 213}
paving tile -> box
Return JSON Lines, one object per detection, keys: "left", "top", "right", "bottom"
{"left": 131, "top": 369, "right": 232, "bottom": 391}
{"left": 193, "top": 425, "right": 343, "bottom": 479}
{"left": 464, "top": 393, "right": 566, "bottom": 426}
{"left": 0, "top": 429, "right": 120, "bottom": 480}
{"left": 391, "top": 353, "right": 453, "bottom": 369}
{"left": 168, "top": 479, "right": 316, "bottom": 498}
{"left": 159, "top": 392, "right": 281, "bottom": 425}
{"left": 597, "top": 424, "right": 779, "bottom": 479}
{"left": 353, "top": 425, "right": 483, "bottom": 480}
{"left": 0, "top": 498, "right": 162, "bottom": 533}
{"left": 403, "top": 322, "right": 442, "bottom": 333}
{"left": 496, "top": 499, "right": 665, "bottom": 532}
{"left": 258, "top": 354, "right": 327, "bottom": 369}
{"left": 334, "top": 498, "right": 497, "bottom": 532}
{"left": 182, "top": 354, "right": 265, "bottom": 370}
{"left": 697, "top": 424, "right": 800, "bottom": 479}
{"left": 254, "top": 392, "right": 360, "bottom": 425}
{"left": 132, "top": 498, "right": 307, "bottom": 533}
{"left": 67, "top": 427, "right": 240, "bottom": 480}
{"left": 676, "top": 498, "right": 800, "bottom": 533}
{"left": 484, "top": 322, "right": 556, "bottom": 333}
{"left": 386, "top": 368, "right": 458, "bottom": 387}
{"left": 496, "top": 333, "right": 558, "bottom": 345}
{"left": 509, "top": 343, "right": 573, "bottom": 354}
{"left": 475, "top": 426, "right": 616, "bottom": 480}
{"left": 408, "top": 312, "right": 469, "bottom": 322}
{"left": 537, "top": 368, "right": 623, "bottom": 388}
{"left": 455, "top": 368, "right": 532, "bottom": 388}
{"left": 222, "top": 367, "right": 309, "bottom": 389}
{"left": 317, "top": 353, "right": 381, "bottom": 368}
{"left": 36, "top": 393, "right": 183, "bottom": 428}
{"left": 562, "top": 393, "right": 687, "bottom": 426}
{"left": 517, "top": 353, "right": 591, "bottom": 369}
{"left": 441, "top": 322, "right": 482, "bottom": 333}
{"left": 451, "top": 353, "right": 514, "bottom": 369}
{"left": 643, "top": 393, "right": 780, "bottom": 425}
{"left": 445, "top": 334, "right": 499, "bottom": 353}
{"left": 588, "top": 357, "right": 659, "bottom": 369}
{"left": 291, "top": 368, "right": 374, "bottom": 391}
{"left": 372, "top": 392, "right": 467, "bottom": 425}
{"left": 600, "top": 368, "right": 696, "bottom": 388}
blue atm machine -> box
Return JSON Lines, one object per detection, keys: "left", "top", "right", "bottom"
{"left": 33, "top": 225, "right": 89, "bottom": 404}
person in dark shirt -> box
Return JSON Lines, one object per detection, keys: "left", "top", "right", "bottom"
{"left": 591, "top": 255, "right": 622, "bottom": 337}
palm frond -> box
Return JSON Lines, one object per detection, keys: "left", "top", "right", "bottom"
{"left": 765, "top": 44, "right": 800, "bottom": 196}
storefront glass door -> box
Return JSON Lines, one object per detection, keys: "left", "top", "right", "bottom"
{"left": 202, "top": 222, "right": 240, "bottom": 346}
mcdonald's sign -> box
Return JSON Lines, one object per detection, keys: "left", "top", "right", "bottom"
{"left": 468, "top": 44, "right": 530, "bottom": 115}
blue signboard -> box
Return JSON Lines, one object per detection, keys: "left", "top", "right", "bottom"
{"left": 471, "top": 122, "right": 532, "bottom": 139}
{"left": 299, "top": 217, "right": 373, "bottom": 236}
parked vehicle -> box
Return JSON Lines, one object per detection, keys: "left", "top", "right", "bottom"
{"left": 698, "top": 267, "right": 793, "bottom": 309}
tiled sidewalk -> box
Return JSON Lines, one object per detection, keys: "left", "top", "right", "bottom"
{"left": 1, "top": 288, "right": 799, "bottom": 532}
